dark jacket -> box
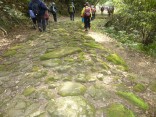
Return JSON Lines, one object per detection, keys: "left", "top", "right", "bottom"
{"left": 29, "top": 0, "right": 47, "bottom": 16}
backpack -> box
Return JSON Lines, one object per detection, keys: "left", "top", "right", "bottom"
{"left": 69, "top": 5, "right": 74, "bottom": 12}
{"left": 84, "top": 7, "right": 91, "bottom": 17}
{"left": 50, "top": 5, "right": 56, "bottom": 13}
{"left": 31, "top": 2, "right": 40, "bottom": 16}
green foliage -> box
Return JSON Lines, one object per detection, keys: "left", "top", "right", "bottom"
{"left": 110, "top": 0, "right": 156, "bottom": 45}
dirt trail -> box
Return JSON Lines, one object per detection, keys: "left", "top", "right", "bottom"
{"left": 88, "top": 31, "right": 156, "bottom": 81}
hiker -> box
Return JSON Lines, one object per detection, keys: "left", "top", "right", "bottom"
{"left": 68, "top": 2, "right": 75, "bottom": 21}
{"left": 100, "top": 6, "right": 104, "bottom": 15}
{"left": 107, "top": 6, "right": 114, "bottom": 17}
{"left": 29, "top": 0, "right": 48, "bottom": 32}
{"left": 81, "top": 2, "right": 92, "bottom": 31}
{"left": 49, "top": 2, "right": 57, "bottom": 22}
{"left": 91, "top": 5, "right": 96, "bottom": 20}
{"left": 29, "top": 9, "right": 37, "bottom": 29}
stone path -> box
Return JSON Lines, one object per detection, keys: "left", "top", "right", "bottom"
{"left": 0, "top": 18, "right": 155, "bottom": 117}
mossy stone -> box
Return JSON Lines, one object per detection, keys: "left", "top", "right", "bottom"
{"left": 3, "top": 50, "right": 17, "bottom": 57}
{"left": 117, "top": 91, "right": 149, "bottom": 110}
{"left": 0, "top": 65, "right": 6, "bottom": 71}
{"left": 106, "top": 103, "right": 135, "bottom": 117}
{"left": 106, "top": 54, "right": 127, "bottom": 67}
{"left": 40, "top": 47, "right": 82, "bottom": 60}
{"left": 58, "top": 82, "right": 87, "bottom": 96}
{"left": 48, "top": 96, "right": 95, "bottom": 117}
{"left": 41, "top": 59, "right": 61, "bottom": 67}
{"left": 84, "top": 40, "right": 104, "bottom": 49}
{"left": 149, "top": 82, "right": 156, "bottom": 92}
{"left": 133, "top": 83, "right": 146, "bottom": 92}
{"left": 23, "top": 87, "right": 35, "bottom": 96}
{"left": 33, "top": 71, "right": 47, "bottom": 79}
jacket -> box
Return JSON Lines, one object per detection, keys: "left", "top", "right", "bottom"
{"left": 29, "top": 0, "right": 47, "bottom": 16}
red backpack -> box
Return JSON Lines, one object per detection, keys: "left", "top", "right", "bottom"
{"left": 84, "top": 7, "right": 91, "bottom": 17}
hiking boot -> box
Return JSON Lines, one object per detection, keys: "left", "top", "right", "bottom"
{"left": 39, "top": 27, "right": 42, "bottom": 32}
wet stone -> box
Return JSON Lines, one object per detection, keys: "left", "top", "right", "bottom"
{"left": 58, "top": 81, "right": 87, "bottom": 96}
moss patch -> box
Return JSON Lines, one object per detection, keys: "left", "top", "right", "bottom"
{"left": 33, "top": 71, "right": 47, "bottom": 79}
{"left": 149, "top": 81, "right": 156, "bottom": 92}
{"left": 106, "top": 103, "right": 135, "bottom": 117}
{"left": 3, "top": 50, "right": 17, "bottom": 57}
{"left": 84, "top": 41, "right": 103, "bottom": 49}
{"left": 117, "top": 91, "right": 149, "bottom": 110}
{"left": 40, "top": 47, "right": 82, "bottom": 60}
{"left": 10, "top": 45, "right": 23, "bottom": 50}
{"left": 106, "top": 54, "right": 127, "bottom": 67}
{"left": 23, "top": 87, "right": 35, "bottom": 96}
{"left": 133, "top": 83, "right": 146, "bottom": 92}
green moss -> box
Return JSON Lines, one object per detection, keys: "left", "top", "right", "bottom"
{"left": 117, "top": 91, "right": 149, "bottom": 110}
{"left": 3, "top": 50, "right": 17, "bottom": 57}
{"left": 23, "top": 87, "right": 35, "bottom": 96}
{"left": 149, "top": 81, "right": 156, "bottom": 92}
{"left": 84, "top": 41, "right": 103, "bottom": 49}
{"left": 106, "top": 103, "right": 135, "bottom": 117}
{"left": 10, "top": 45, "right": 23, "bottom": 50}
{"left": 100, "top": 62, "right": 110, "bottom": 70}
{"left": 133, "top": 83, "right": 146, "bottom": 92}
{"left": 40, "top": 47, "right": 82, "bottom": 60}
{"left": 0, "top": 65, "right": 6, "bottom": 71}
{"left": 106, "top": 54, "right": 127, "bottom": 67}
{"left": 45, "top": 77, "right": 56, "bottom": 83}
{"left": 32, "top": 66, "right": 40, "bottom": 72}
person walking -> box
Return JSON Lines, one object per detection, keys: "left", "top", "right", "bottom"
{"left": 68, "top": 2, "right": 75, "bottom": 21}
{"left": 81, "top": 2, "right": 92, "bottom": 31}
{"left": 29, "top": 0, "right": 48, "bottom": 32}
{"left": 49, "top": 2, "right": 57, "bottom": 22}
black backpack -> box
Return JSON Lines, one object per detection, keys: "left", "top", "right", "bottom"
{"left": 31, "top": 2, "right": 40, "bottom": 16}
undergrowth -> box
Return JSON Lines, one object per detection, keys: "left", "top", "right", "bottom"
{"left": 92, "top": 15, "right": 156, "bottom": 57}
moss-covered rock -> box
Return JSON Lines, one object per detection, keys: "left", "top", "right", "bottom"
{"left": 3, "top": 49, "right": 17, "bottom": 57}
{"left": 106, "top": 54, "right": 127, "bottom": 67}
{"left": 32, "top": 71, "right": 47, "bottom": 79}
{"left": 23, "top": 86, "right": 35, "bottom": 96}
{"left": 45, "top": 77, "right": 59, "bottom": 83}
{"left": 47, "top": 96, "right": 95, "bottom": 117}
{"left": 149, "top": 81, "right": 156, "bottom": 92}
{"left": 133, "top": 83, "right": 146, "bottom": 92}
{"left": 58, "top": 82, "right": 87, "bottom": 96}
{"left": 74, "top": 74, "right": 88, "bottom": 83}
{"left": 117, "top": 91, "right": 149, "bottom": 110}
{"left": 106, "top": 103, "right": 135, "bottom": 117}
{"left": 10, "top": 45, "right": 23, "bottom": 50}
{"left": 84, "top": 41, "right": 104, "bottom": 49}
{"left": 40, "top": 47, "right": 82, "bottom": 60}
{"left": 41, "top": 59, "right": 61, "bottom": 67}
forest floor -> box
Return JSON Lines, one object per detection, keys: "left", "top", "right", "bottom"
{"left": 0, "top": 15, "right": 156, "bottom": 117}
